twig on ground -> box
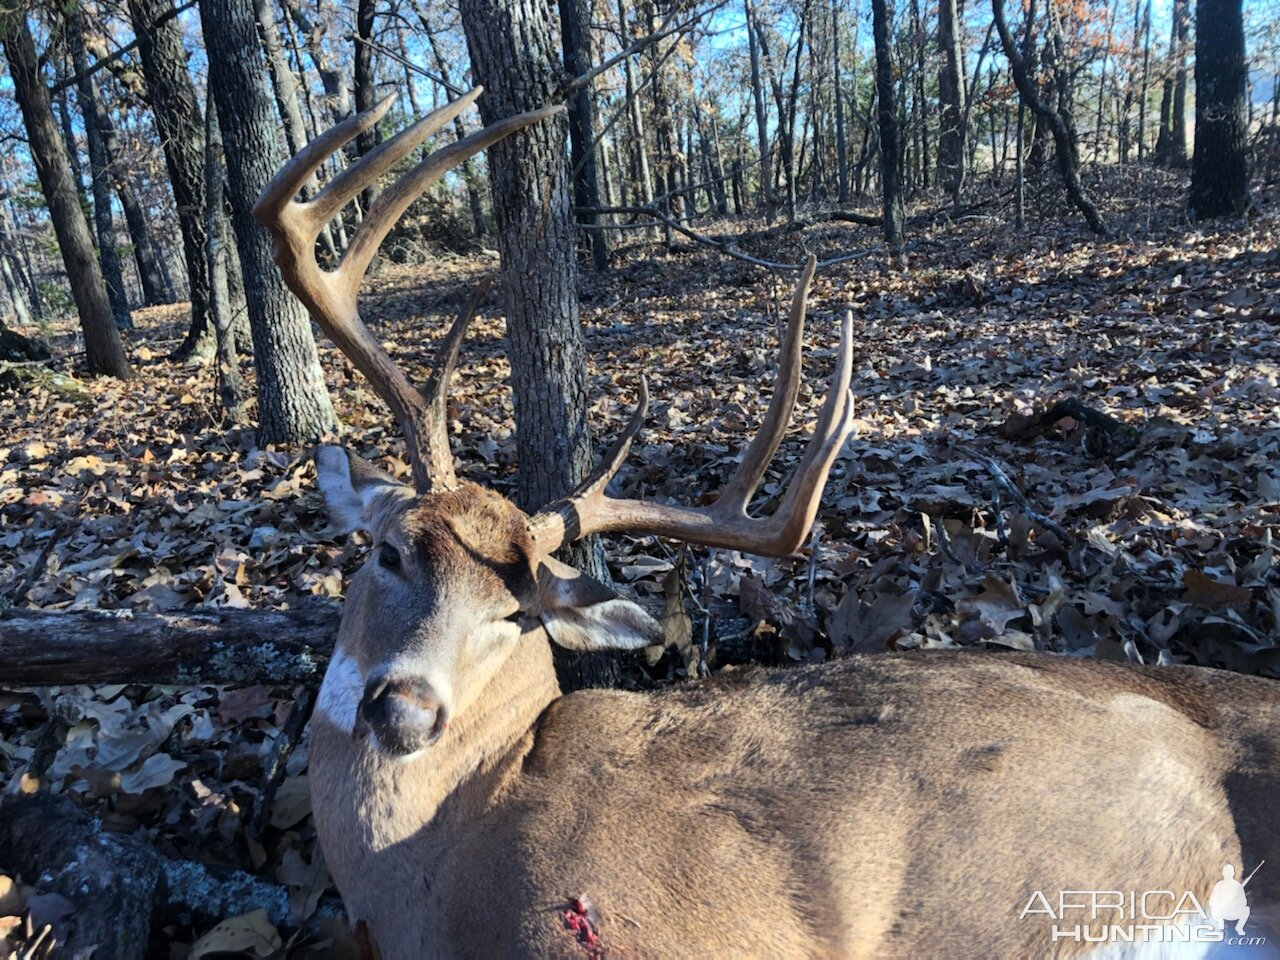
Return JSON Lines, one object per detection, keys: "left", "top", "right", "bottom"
{"left": 960, "top": 448, "right": 1075, "bottom": 546}
{"left": 250, "top": 686, "right": 319, "bottom": 838}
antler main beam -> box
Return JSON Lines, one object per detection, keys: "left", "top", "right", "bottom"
{"left": 529, "top": 257, "right": 856, "bottom": 557}
{"left": 254, "top": 88, "right": 561, "bottom": 492}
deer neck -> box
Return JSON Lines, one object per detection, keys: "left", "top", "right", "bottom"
{"left": 352, "top": 629, "right": 561, "bottom": 847}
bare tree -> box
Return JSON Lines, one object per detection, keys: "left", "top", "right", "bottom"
{"left": 66, "top": 6, "right": 132, "bottom": 330}
{"left": 130, "top": 0, "right": 218, "bottom": 359}
{"left": 199, "top": 0, "right": 336, "bottom": 442}
{"left": 871, "top": 0, "right": 905, "bottom": 259}
{"left": 561, "top": 0, "right": 609, "bottom": 269}
{"left": 993, "top": 0, "right": 1107, "bottom": 235}
{"left": 937, "top": 0, "right": 966, "bottom": 207}
{"left": 2, "top": 16, "right": 133, "bottom": 378}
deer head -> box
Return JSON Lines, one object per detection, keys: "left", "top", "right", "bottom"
{"left": 255, "top": 89, "right": 854, "bottom": 760}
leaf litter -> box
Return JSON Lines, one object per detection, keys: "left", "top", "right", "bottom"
{"left": 0, "top": 182, "right": 1278, "bottom": 955}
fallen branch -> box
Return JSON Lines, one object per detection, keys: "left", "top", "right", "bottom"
{"left": 1038, "top": 398, "right": 1141, "bottom": 457}
{"left": 577, "top": 204, "right": 884, "bottom": 270}
{"left": 960, "top": 448, "right": 1076, "bottom": 546}
{"left": 0, "top": 601, "right": 339, "bottom": 687}
{"left": 250, "top": 686, "right": 317, "bottom": 838}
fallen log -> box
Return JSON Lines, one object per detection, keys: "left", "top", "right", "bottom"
{"left": 0, "top": 600, "right": 339, "bottom": 687}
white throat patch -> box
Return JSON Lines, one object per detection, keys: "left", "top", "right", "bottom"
{"left": 316, "top": 646, "right": 363, "bottom": 734}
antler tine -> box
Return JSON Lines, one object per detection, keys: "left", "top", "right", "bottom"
{"left": 717, "top": 254, "right": 815, "bottom": 513}
{"left": 416, "top": 275, "right": 495, "bottom": 485}
{"left": 343, "top": 105, "right": 562, "bottom": 281}
{"left": 306, "top": 89, "right": 483, "bottom": 228}
{"left": 255, "top": 88, "right": 561, "bottom": 492}
{"left": 529, "top": 271, "right": 856, "bottom": 558}
{"left": 255, "top": 92, "right": 396, "bottom": 222}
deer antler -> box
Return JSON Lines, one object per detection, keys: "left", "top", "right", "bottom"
{"left": 254, "top": 88, "right": 561, "bottom": 491}
{"left": 529, "top": 256, "right": 855, "bottom": 557}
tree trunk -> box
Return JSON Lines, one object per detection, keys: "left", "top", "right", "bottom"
{"left": 560, "top": 0, "right": 609, "bottom": 269}
{"left": 200, "top": 0, "right": 336, "bottom": 443}
{"left": 66, "top": 5, "right": 133, "bottom": 331}
{"left": 1137, "top": 0, "right": 1151, "bottom": 160}
{"left": 0, "top": 204, "right": 34, "bottom": 328}
{"left": 1189, "top": 0, "right": 1249, "bottom": 218}
{"left": 354, "top": 0, "right": 377, "bottom": 213}
{"left": 205, "top": 91, "right": 248, "bottom": 422}
{"left": 910, "top": 0, "right": 928, "bottom": 193}
{"left": 120, "top": 171, "right": 177, "bottom": 305}
{"left": 937, "top": 0, "right": 966, "bottom": 206}
{"left": 832, "top": 0, "right": 849, "bottom": 203}
{"left": 1093, "top": 0, "right": 1117, "bottom": 164}
{"left": 782, "top": 0, "right": 810, "bottom": 220}
{"left": 130, "top": 0, "right": 216, "bottom": 359}
{"left": 616, "top": 0, "right": 655, "bottom": 239}
{"left": 460, "top": 0, "right": 617, "bottom": 689}
{"left": 0, "top": 603, "right": 336, "bottom": 685}
{"left": 253, "top": 0, "right": 309, "bottom": 155}
{"left": 1169, "top": 0, "right": 1189, "bottom": 166}
{"left": 871, "top": 0, "right": 905, "bottom": 259}
{"left": 1154, "top": 0, "right": 1188, "bottom": 166}
{"left": 2, "top": 17, "right": 133, "bottom": 379}
{"left": 746, "top": 0, "right": 774, "bottom": 216}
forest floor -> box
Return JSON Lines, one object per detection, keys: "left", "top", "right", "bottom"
{"left": 1, "top": 169, "right": 1279, "bottom": 956}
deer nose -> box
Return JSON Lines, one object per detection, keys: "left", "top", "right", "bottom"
{"left": 360, "top": 676, "right": 448, "bottom": 757}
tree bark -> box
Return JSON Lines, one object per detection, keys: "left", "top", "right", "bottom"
{"left": 1189, "top": 0, "right": 1249, "bottom": 218}
{"left": 2, "top": 17, "right": 133, "bottom": 379}
{"left": 200, "top": 0, "right": 336, "bottom": 444}
{"left": 871, "top": 0, "right": 905, "bottom": 259}
{"left": 130, "top": 0, "right": 217, "bottom": 359}
{"left": 354, "top": 0, "right": 378, "bottom": 213}
{"left": 205, "top": 90, "right": 248, "bottom": 422}
{"left": 66, "top": 5, "right": 133, "bottom": 331}
{"left": 937, "top": 0, "right": 966, "bottom": 206}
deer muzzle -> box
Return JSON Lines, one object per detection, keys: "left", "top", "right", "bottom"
{"left": 360, "top": 675, "right": 449, "bottom": 757}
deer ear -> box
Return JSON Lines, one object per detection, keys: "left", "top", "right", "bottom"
{"left": 535, "top": 556, "right": 661, "bottom": 652}
{"left": 314, "top": 446, "right": 410, "bottom": 534}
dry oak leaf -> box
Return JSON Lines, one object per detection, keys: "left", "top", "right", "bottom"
{"left": 958, "top": 574, "right": 1026, "bottom": 637}
{"left": 190, "top": 909, "right": 282, "bottom": 958}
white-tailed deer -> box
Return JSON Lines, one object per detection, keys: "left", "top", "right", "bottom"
{"left": 257, "top": 92, "right": 1280, "bottom": 958}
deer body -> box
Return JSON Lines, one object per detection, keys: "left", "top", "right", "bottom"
{"left": 313, "top": 621, "right": 1280, "bottom": 958}
{"left": 255, "top": 92, "right": 1280, "bottom": 958}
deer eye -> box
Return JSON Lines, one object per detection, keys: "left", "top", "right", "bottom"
{"left": 378, "top": 543, "right": 403, "bottom": 572}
